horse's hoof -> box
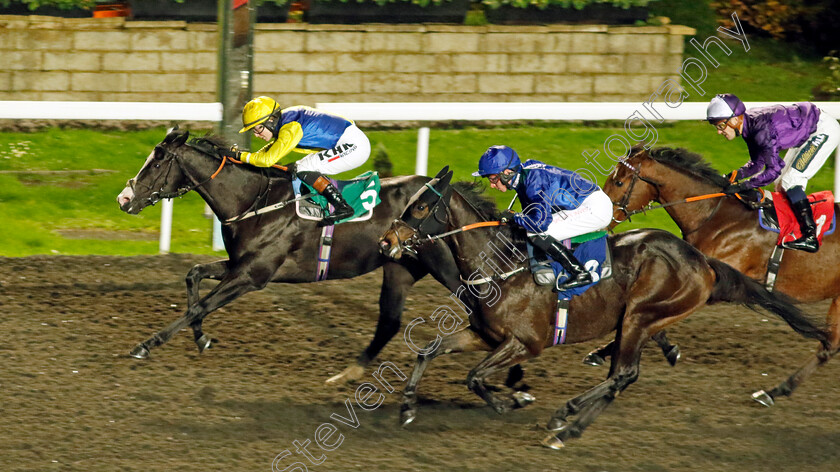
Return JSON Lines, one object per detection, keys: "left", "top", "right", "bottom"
{"left": 541, "top": 434, "right": 565, "bottom": 450}
{"left": 666, "top": 345, "right": 681, "bottom": 367}
{"left": 582, "top": 352, "right": 605, "bottom": 366}
{"left": 546, "top": 417, "right": 568, "bottom": 432}
{"left": 505, "top": 365, "right": 525, "bottom": 388}
{"left": 325, "top": 365, "right": 365, "bottom": 385}
{"left": 400, "top": 408, "right": 416, "bottom": 427}
{"left": 196, "top": 334, "right": 212, "bottom": 353}
{"left": 129, "top": 344, "right": 150, "bottom": 359}
{"left": 751, "top": 389, "right": 775, "bottom": 407}
{"left": 512, "top": 391, "right": 536, "bottom": 409}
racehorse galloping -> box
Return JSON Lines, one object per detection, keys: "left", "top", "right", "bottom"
{"left": 115, "top": 128, "right": 464, "bottom": 384}
{"left": 603, "top": 146, "right": 840, "bottom": 405}
{"left": 379, "top": 170, "right": 827, "bottom": 448}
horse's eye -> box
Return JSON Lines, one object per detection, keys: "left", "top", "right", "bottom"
{"left": 614, "top": 180, "right": 624, "bottom": 187}
{"left": 417, "top": 203, "right": 427, "bottom": 211}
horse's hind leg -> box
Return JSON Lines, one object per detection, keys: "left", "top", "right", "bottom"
{"left": 754, "top": 295, "right": 839, "bottom": 406}
{"left": 401, "top": 328, "right": 491, "bottom": 426}
{"left": 465, "top": 337, "right": 536, "bottom": 414}
{"left": 583, "top": 331, "right": 679, "bottom": 367}
{"left": 184, "top": 260, "right": 229, "bottom": 353}
{"left": 652, "top": 331, "right": 680, "bottom": 366}
{"left": 130, "top": 268, "right": 262, "bottom": 358}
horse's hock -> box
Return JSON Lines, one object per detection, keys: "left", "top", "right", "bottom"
{"left": 0, "top": 16, "right": 695, "bottom": 105}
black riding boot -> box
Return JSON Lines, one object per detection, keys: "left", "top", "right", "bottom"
{"left": 298, "top": 171, "right": 355, "bottom": 227}
{"left": 528, "top": 235, "right": 593, "bottom": 291}
{"left": 781, "top": 198, "right": 819, "bottom": 253}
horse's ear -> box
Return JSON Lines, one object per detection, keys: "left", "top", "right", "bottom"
{"left": 433, "top": 166, "right": 450, "bottom": 179}
{"left": 437, "top": 170, "right": 453, "bottom": 188}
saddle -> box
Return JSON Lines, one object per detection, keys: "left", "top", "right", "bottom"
{"left": 755, "top": 190, "right": 835, "bottom": 291}
{"left": 527, "top": 231, "right": 613, "bottom": 299}
{"left": 757, "top": 190, "right": 836, "bottom": 245}
{"left": 293, "top": 171, "right": 381, "bottom": 224}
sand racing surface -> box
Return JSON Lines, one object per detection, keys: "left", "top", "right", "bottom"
{"left": 1, "top": 254, "right": 839, "bottom": 471}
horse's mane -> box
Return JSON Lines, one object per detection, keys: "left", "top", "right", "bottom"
{"left": 453, "top": 181, "right": 499, "bottom": 220}
{"left": 640, "top": 145, "right": 730, "bottom": 187}
{"left": 452, "top": 181, "right": 528, "bottom": 244}
{"left": 192, "top": 133, "right": 230, "bottom": 149}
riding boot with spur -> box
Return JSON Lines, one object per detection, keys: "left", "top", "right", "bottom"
{"left": 781, "top": 198, "right": 819, "bottom": 253}
{"left": 528, "top": 235, "right": 593, "bottom": 291}
{"left": 298, "top": 171, "right": 355, "bottom": 227}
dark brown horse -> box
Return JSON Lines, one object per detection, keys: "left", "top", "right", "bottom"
{"left": 603, "top": 146, "right": 840, "bottom": 406}
{"left": 115, "top": 128, "right": 469, "bottom": 384}
{"left": 379, "top": 169, "right": 828, "bottom": 448}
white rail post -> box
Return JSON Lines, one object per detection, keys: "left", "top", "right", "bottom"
{"left": 212, "top": 216, "right": 225, "bottom": 251}
{"left": 415, "top": 127, "right": 430, "bottom": 176}
{"left": 159, "top": 198, "right": 173, "bottom": 254}
{"left": 835, "top": 144, "right": 840, "bottom": 198}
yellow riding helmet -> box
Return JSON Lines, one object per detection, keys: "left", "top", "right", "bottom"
{"left": 239, "top": 96, "right": 279, "bottom": 133}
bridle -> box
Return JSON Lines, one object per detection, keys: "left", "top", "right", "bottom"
{"left": 386, "top": 179, "right": 506, "bottom": 257}
{"left": 611, "top": 158, "right": 727, "bottom": 235}
{"left": 126, "top": 143, "right": 210, "bottom": 208}
{"left": 128, "top": 136, "right": 291, "bottom": 223}
{"left": 612, "top": 159, "right": 663, "bottom": 224}
{"left": 388, "top": 181, "right": 454, "bottom": 256}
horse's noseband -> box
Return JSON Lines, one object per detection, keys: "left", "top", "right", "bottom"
{"left": 613, "top": 160, "right": 662, "bottom": 223}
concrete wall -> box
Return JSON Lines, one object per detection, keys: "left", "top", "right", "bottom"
{"left": 0, "top": 16, "right": 695, "bottom": 104}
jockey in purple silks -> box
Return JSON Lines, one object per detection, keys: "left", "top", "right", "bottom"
{"left": 474, "top": 145, "right": 613, "bottom": 291}
{"left": 708, "top": 93, "right": 840, "bottom": 253}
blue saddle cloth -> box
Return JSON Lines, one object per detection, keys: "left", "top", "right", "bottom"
{"left": 549, "top": 234, "right": 611, "bottom": 300}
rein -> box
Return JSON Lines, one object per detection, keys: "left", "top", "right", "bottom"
{"left": 140, "top": 136, "right": 298, "bottom": 224}
{"left": 618, "top": 192, "right": 726, "bottom": 219}
{"left": 425, "top": 220, "right": 503, "bottom": 242}
{"left": 612, "top": 159, "right": 726, "bottom": 227}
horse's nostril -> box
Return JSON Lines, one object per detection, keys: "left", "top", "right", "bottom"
{"left": 380, "top": 240, "right": 390, "bottom": 249}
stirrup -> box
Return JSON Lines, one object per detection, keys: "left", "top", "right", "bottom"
{"left": 555, "top": 272, "right": 593, "bottom": 292}
{"left": 317, "top": 207, "right": 354, "bottom": 227}
{"left": 780, "top": 236, "right": 819, "bottom": 253}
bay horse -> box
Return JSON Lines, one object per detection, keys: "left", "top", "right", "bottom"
{"left": 379, "top": 169, "right": 828, "bottom": 448}
{"left": 115, "top": 128, "right": 470, "bottom": 385}
{"left": 603, "top": 146, "right": 840, "bottom": 406}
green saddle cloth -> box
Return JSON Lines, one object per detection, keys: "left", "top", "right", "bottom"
{"left": 302, "top": 171, "right": 382, "bottom": 224}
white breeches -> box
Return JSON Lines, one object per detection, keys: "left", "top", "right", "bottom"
{"left": 527, "top": 190, "right": 613, "bottom": 241}
{"left": 295, "top": 125, "right": 371, "bottom": 175}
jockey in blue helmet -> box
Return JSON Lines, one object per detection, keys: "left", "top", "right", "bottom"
{"left": 708, "top": 93, "right": 840, "bottom": 252}
{"left": 474, "top": 145, "right": 613, "bottom": 291}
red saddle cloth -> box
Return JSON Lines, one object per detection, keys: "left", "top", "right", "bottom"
{"left": 772, "top": 190, "right": 835, "bottom": 246}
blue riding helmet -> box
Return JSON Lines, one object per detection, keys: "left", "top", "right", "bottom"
{"left": 473, "top": 145, "right": 522, "bottom": 177}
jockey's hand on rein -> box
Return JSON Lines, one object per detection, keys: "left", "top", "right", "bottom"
{"left": 723, "top": 182, "right": 748, "bottom": 195}
{"left": 500, "top": 209, "right": 517, "bottom": 225}
{"left": 218, "top": 147, "right": 240, "bottom": 160}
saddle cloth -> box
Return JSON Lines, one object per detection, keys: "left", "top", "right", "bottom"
{"left": 528, "top": 231, "right": 612, "bottom": 300}
{"left": 757, "top": 190, "right": 835, "bottom": 246}
{"left": 293, "top": 171, "right": 381, "bottom": 224}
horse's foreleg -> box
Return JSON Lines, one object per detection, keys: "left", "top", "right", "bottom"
{"left": 544, "top": 323, "right": 645, "bottom": 449}
{"left": 401, "top": 328, "right": 490, "bottom": 427}
{"left": 130, "top": 271, "right": 260, "bottom": 359}
{"left": 185, "top": 260, "right": 229, "bottom": 352}
{"left": 755, "top": 295, "right": 840, "bottom": 406}
{"left": 466, "top": 337, "right": 536, "bottom": 414}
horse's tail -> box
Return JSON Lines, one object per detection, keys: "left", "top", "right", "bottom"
{"left": 706, "top": 258, "right": 829, "bottom": 344}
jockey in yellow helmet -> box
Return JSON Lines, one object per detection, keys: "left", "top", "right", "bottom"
{"left": 235, "top": 96, "right": 371, "bottom": 226}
